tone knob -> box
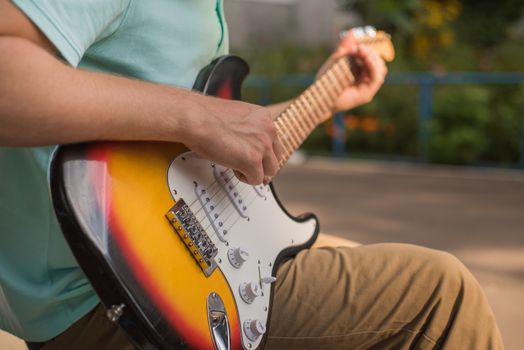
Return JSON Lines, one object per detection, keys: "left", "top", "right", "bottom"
{"left": 228, "top": 247, "right": 249, "bottom": 268}
{"left": 243, "top": 319, "right": 266, "bottom": 341}
{"left": 239, "top": 282, "right": 261, "bottom": 304}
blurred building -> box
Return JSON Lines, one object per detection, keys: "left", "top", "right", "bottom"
{"left": 224, "top": 0, "right": 357, "bottom": 48}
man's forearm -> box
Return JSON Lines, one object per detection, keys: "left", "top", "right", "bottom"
{"left": 0, "top": 37, "right": 227, "bottom": 147}
{"left": 0, "top": 36, "right": 283, "bottom": 184}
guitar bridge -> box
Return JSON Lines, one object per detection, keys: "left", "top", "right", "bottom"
{"left": 166, "top": 199, "right": 218, "bottom": 276}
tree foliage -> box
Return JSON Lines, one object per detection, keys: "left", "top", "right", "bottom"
{"left": 342, "top": 0, "right": 524, "bottom": 69}
{"left": 237, "top": 1, "right": 524, "bottom": 166}
{"left": 335, "top": 0, "right": 524, "bottom": 166}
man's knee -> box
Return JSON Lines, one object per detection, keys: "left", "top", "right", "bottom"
{"left": 425, "top": 248, "right": 469, "bottom": 280}
{"left": 403, "top": 244, "right": 479, "bottom": 299}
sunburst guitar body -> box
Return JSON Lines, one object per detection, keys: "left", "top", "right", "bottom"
{"left": 50, "top": 28, "right": 394, "bottom": 350}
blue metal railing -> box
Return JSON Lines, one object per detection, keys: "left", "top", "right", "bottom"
{"left": 245, "top": 72, "right": 524, "bottom": 168}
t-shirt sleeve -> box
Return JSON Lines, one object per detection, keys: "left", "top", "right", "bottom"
{"left": 11, "top": 0, "right": 131, "bottom": 67}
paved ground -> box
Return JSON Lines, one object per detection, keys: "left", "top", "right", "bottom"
{"left": 2, "top": 159, "right": 523, "bottom": 349}
{"left": 273, "top": 158, "right": 524, "bottom": 350}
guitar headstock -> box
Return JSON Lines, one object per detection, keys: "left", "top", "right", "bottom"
{"left": 348, "top": 26, "right": 395, "bottom": 62}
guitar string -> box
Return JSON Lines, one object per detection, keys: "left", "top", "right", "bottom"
{"left": 185, "top": 170, "right": 236, "bottom": 217}
{"left": 195, "top": 188, "right": 259, "bottom": 245}
{"left": 193, "top": 174, "right": 254, "bottom": 226}
{"left": 179, "top": 157, "right": 270, "bottom": 245}
{"left": 182, "top": 69, "right": 336, "bottom": 211}
{"left": 191, "top": 181, "right": 229, "bottom": 217}
{"left": 172, "top": 118, "right": 306, "bottom": 242}
{"left": 178, "top": 167, "right": 256, "bottom": 242}
{"left": 188, "top": 167, "right": 254, "bottom": 215}
{"left": 217, "top": 191, "right": 260, "bottom": 244}
{"left": 186, "top": 170, "right": 229, "bottom": 208}
{"left": 203, "top": 188, "right": 258, "bottom": 239}
{"left": 182, "top": 73, "right": 338, "bottom": 211}
{"left": 190, "top": 170, "right": 249, "bottom": 222}
{"left": 200, "top": 178, "right": 254, "bottom": 233}
{"left": 186, "top": 167, "right": 239, "bottom": 210}
{"left": 182, "top": 73, "right": 346, "bottom": 232}
{"left": 183, "top": 117, "right": 318, "bottom": 243}
{"left": 200, "top": 188, "right": 235, "bottom": 232}
{"left": 173, "top": 52, "right": 379, "bottom": 249}
{"left": 209, "top": 191, "right": 260, "bottom": 246}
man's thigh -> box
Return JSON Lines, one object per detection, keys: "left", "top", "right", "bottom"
{"left": 266, "top": 243, "right": 501, "bottom": 350}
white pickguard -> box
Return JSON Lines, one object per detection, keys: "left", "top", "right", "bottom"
{"left": 167, "top": 152, "right": 317, "bottom": 350}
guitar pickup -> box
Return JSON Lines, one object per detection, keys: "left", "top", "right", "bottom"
{"left": 166, "top": 199, "right": 218, "bottom": 277}
{"left": 213, "top": 165, "right": 249, "bottom": 219}
{"left": 195, "top": 184, "right": 228, "bottom": 243}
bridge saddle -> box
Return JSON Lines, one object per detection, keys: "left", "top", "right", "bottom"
{"left": 166, "top": 199, "right": 218, "bottom": 277}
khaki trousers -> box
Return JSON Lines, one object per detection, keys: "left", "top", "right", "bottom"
{"left": 34, "top": 243, "right": 504, "bottom": 350}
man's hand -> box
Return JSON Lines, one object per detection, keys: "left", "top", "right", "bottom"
{"left": 182, "top": 98, "right": 281, "bottom": 186}
{"left": 318, "top": 30, "right": 388, "bottom": 112}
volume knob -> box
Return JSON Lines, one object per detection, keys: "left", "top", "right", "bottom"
{"left": 243, "top": 319, "right": 266, "bottom": 341}
{"left": 239, "top": 282, "right": 261, "bottom": 304}
{"left": 228, "top": 247, "right": 249, "bottom": 268}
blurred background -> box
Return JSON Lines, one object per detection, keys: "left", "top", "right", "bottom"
{"left": 226, "top": 0, "right": 524, "bottom": 349}
{"left": 2, "top": 0, "right": 523, "bottom": 349}
{"left": 228, "top": 0, "right": 524, "bottom": 168}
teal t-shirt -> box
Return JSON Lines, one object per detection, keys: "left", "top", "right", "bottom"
{"left": 1, "top": 0, "right": 228, "bottom": 341}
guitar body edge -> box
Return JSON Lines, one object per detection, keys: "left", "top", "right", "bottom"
{"left": 50, "top": 141, "right": 319, "bottom": 350}
{"left": 50, "top": 55, "right": 320, "bottom": 350}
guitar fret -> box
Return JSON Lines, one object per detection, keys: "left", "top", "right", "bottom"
{"left": 275, "top": 117, "right": 300, "bottom": 151}
{"left": 279, "top": 112, "right": 303, "bottom": 147}
{"left": 280, "top": 139, "right": 293, "bottom": 164}
{"left": 325, "top": 70, "right": 344, "bottom": 95}
{"left": 331, "top": 63, "right": 350, "bottom": 89}
{"left": 307, "top": 88, "right": 328, "bottom": 119}
{"left": 277, "top": 118, "right": 297, "bottom": 165}
{"left": 275, "top": 131, "right": 293, "bottom": 166}
{"left": 291, "top": 99, "right": 316, "bottom": 136}
{"left": 317, "top": 77, "right": 338, "bottom": 102}
{"left": 340, "top": 59, "right": 355, "bottom": 84}
{"left": 340, "top": 61, "right": 356, "bottom": 85}
{"left": 282, "top": 118, "right": 300, "bottom": 153}
{"left": 283, "top": 109, "right": 307, "bottom": 143}
{"left": 287, "top": 104, "right": 310, "bottom": 140}
{"left": 295, "top": 102, "right": 316, "bottom": 139}
{"left": 274, "top": 120, "right": 295, "bottom": 153}
{"left": 300, "top": 92, "right": 320, "bottom": 126}
{"left": 292, "top": 99, "right": 313, "bottom": 130}
{"left": 309, "top": 83, "right": 331, "bottom": 116}
{"left": 273, "top": 58, "right": 359, "bottom": 171}
{"left": 302, "top": 90, "right": 319, "bottom": 120}
{"left": 338, "top": 58, "right": 352, "bottom": 75}
{"left": 337, "top": 68, "right": 352, "bottom": 88}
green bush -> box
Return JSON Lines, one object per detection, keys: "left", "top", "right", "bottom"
{"left": 430, "top": 86, "right": 490, "bottom": 164}
{"left": 233, "top": 43, "right": 523, "bottom": 167}
{"left": 429, "top": 85, "right": 523, "bottom": 165}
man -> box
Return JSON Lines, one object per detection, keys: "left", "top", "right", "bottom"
{"left": 0, "top": 0, "right": 504, "bottom": 349}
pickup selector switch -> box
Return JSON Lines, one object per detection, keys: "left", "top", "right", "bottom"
{"left": 228, "top": 248, "right": 249, "bottom": 268}
{"left": 243, "top": 319, "right": 266, "bottom": 341}
{"left": 239, "top": 282, "right": 261, "bottom": 304}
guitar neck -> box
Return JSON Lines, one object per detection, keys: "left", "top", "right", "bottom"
{"left": 274, "top": 56, "right": 355, "bottom": 169}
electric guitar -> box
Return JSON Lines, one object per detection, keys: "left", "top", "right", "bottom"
{"left": 50, "top": 27, "right": 394, "bottom": 350}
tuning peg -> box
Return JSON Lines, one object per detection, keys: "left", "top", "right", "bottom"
{"left": 351, "top": 27, "right": 365, "bottom": 38}
{"left": 364, "top": 26, "right": 377, "bottom": 37}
